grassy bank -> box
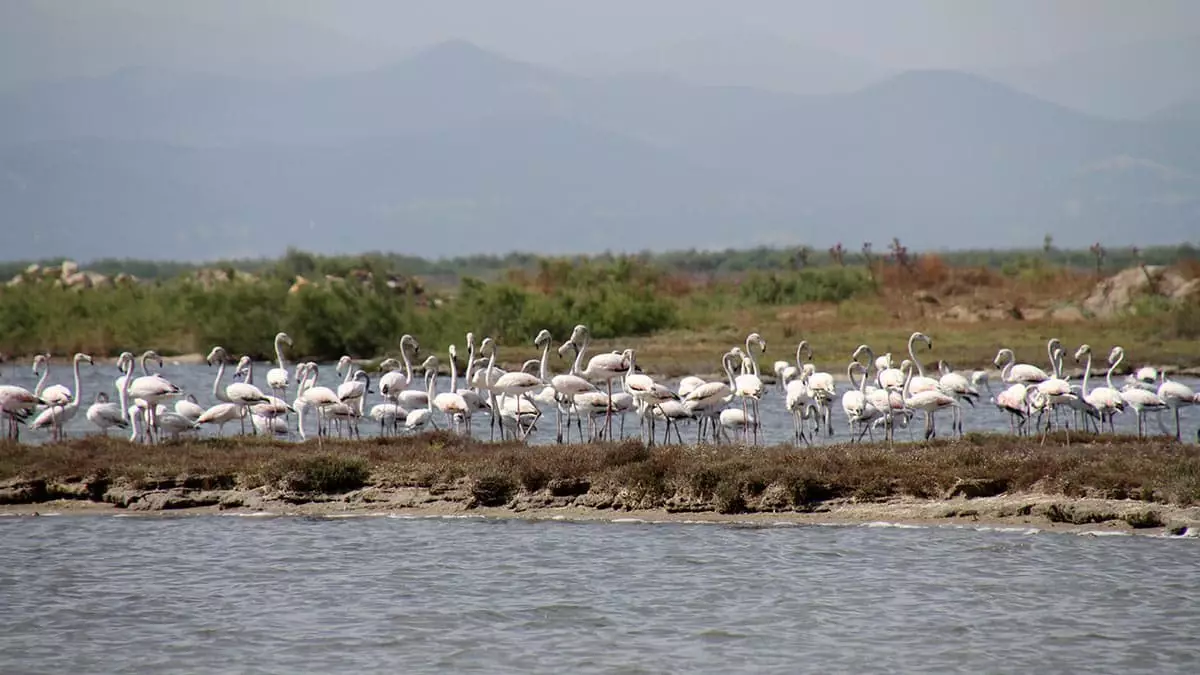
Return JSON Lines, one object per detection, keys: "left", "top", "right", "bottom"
{"left": 3, "top": 434, "right": 1199, "bottom": 523}
{"left": 2, "top": 247, "right": 1198, "bottom": 372}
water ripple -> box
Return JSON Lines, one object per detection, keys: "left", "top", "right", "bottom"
{"left": 0, "top": 517, "right": 1197, "bottom": 674}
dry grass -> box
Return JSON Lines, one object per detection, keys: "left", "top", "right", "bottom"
{"left": 4, "top": 432, "right": 1199, "bottom": 510}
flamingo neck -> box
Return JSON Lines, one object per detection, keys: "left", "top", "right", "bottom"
{"left": 212, "top": 360, "right": 229, "bottom": 402}
{"left": 538, "top": 340, "right": 550, "bottom": 381}
{"left": 449, "top": 352, "right": 459, "bottom": 391}
{"left": 69, "top": 357, "right": 84, "bottom": 407}
{"left": 1080, "top": 352, "right": 1092, "bottom": 396}
{"left": 464, "top": 342, "right": 475, "bottom": 386}
{"left": 907, "top": 334, "right": 924, "bottom": 378}
{"left": 1107, "top": 351, "right": 1122, "bottom": 390}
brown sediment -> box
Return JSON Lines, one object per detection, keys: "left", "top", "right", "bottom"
{"left": 2, "top": 433, "right": 1199, "bottom": 535}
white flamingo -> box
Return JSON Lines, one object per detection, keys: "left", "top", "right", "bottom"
{"left": 126, "top": 350, "right": 183, "bottom": 440}
{"left": 1074, "top": 344, "right": 1124, "bottom": 433}
{"left": 902, "top": 360, "right": 958, "bottom": 440}
{"left": 1157, "top": 372, "right": 1196, "bottom": 442}
{"left": 993, "top": 345, "right": 1051, "bottom": 385}
{"left": 1111, "top": 347, "right": 1169, "bottom": 437}
{"left": 404, "top": 368, "right": 437, "bottom": 433}
{"left": 431, "top": 350, "right": 471, "bottom": 434}
{"left": 30, "top": 353, "right": 92, "bottom": 441}
{"left": 86, "top": 392, "right": 129, "bottom": 435}
{"left": 565, "top": 324, "right": 629, "bottom": 441}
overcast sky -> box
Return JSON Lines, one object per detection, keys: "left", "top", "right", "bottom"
{"left": 4, "top": 0, "right": 1199, "bottom": 86}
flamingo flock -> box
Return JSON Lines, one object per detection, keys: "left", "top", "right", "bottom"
{"left": 2, "top": 326, "right": 1197, "bottom": 446}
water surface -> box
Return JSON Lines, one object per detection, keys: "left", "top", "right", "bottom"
{"left": 0, "top": 516, "right": 1196, "bottom": 674}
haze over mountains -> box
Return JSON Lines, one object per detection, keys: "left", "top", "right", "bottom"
{"left": 1, "top": 19, "right": 1198, "bottom": 261}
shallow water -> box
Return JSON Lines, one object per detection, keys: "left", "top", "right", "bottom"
{"left": 3, "top": 359, "right": 1198, "bottom": 446}
{"left": 0, "top": 515, "right": 1196, "bottom": 674}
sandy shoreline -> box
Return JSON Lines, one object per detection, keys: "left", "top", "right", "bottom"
{"left": 4, "top": 483, "right": 1199, "bottom": 538}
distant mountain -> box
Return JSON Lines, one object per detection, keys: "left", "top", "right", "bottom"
{"left": 0, "top": 41, "right": 1196, "bottom": 261}
{"left": 0, "top": 0, "right": 395, "bottom": 90}
{"left": 568, "top": 30, "right": 888, "bottom": 95}
{"left": 986, "top": 36, "right": 1200, "bottom": 119}
{"left": 1150, "top": 94, "right": 1200, "bottom": 123}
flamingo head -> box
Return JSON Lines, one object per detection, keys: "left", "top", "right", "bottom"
{"left": 479, "top": 337, "right": 496, "bottom": 356}
{"left": 205, "top": 346, "right": 227, "bottom": 366}
{"left": 275, "top": 332, "right": 293, "bottom": 347}
{"left": 142, "top": 350, "right": 163, "bottom": 370}
{"left": 569, "top": 324, "right": 589, "bottom": 342}
{"left": 421, "top": 355, "right": 439, "bottom": 373}
{"left": 400, "top": 334, "right": 419, "bottom": 356}
{"left": 747, "top": 333, "right": 767, "bottom": 354}
{"left": 521, "top": 359, "right": 540, "bottom": 374}
{"left": 1107, "top": 346, "right": 1123, "bottom": 365}
{"left": 534, "top": 329, "right": 552, "bottom": 347}
{"left": 31, "top": 353, "right": 48, "bottom": 375}
{"left": 796, "top": 339, "right": 813, "bottom": 361}
{"left": 448, "top": 344, "right": 458, "bottom": 361}
{"left": 557, "top": 341, "right": 575, "bottom": 359}
{"left": 993, "top": 348, "right": 1012, "bottom": 368}
{"left": 1074, "top": 344, "right": 1091, "bottom": 362}
{"left": 236, "top": 355, "right": 252, "bottom": 372}
{"left": 912, "top": 332, "right": 932, "bottom": 350}
{"left": 75, "top": 353, "right": 94, "bottom": 367}
{"left": 378, "top": 358, "right": 401, "bottom": 372}
{"left": 851, "top": 344, "right": 872, "bottom": 365}
{"left": 336, "top": 355, "right": 353, "bottom": 374}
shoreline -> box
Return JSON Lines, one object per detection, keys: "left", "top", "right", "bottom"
{"left": 3, "top": 479, "right": 1198, "bottom": 538}
{"left": 4, "top": 434, "right": 1200, "bottom": 537}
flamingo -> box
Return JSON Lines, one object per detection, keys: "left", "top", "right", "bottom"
{"left": 901, "top": 360, "right": 958, "bottom": 440}
{"left": 732, "top": 332, "right": 767, "bottom": 444}
{"left": 125, "top": 350, "right": 183, "bottom": 441}
{"left": 30, "top": 353, "right": 92, "bottom": 441}
{"left": 36, "top": 354, "right": 73, "bottom": 410}
{"left": 842, "top": 359, "right": 882, "bottom": 443}
{"left": 404, "top": 368, "right": 438, "bottom": 433}
{"left": 565, "top": 324, "right": 629, "bottom": 441}
{"left": 1157, "top": 372, "right": 1196, "bottom": 442}
{"left": 298, "top": 363, "right": 342, "bottom": 440}
{"left": 380, "top": 334, "right": 422, "bottom": 405}
{"left": 86, "top": 392, "right": 129, "bottom": 435}
{"left": 1074, "top": 344, "right": 1124, "bottom": 433}
{"left": 1110, "top": 347, "right": 1169, "bottom": 437}
{"left": 993, "top": 348, "right": 1050, "bottom": 384}
{"left": 430, "top": 350, "right": 471, "bottom": 434}
{"left": 265, "top": 332, "right": 294, "bottom": 425}
{"left": 937, "top": 360, "right": 979, "bottom": 436}
{"left": 621, "top": 349, "right": 678, "bottom": 446}
{"left": 797, "top": 340, "right": 836, "bottom": 435}
{"left": 265, "top": 332, "right": 293, "bottom": 395}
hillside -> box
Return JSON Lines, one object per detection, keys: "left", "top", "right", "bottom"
{"left": 1, "top": 41, "right": 1196, "bottom": 261}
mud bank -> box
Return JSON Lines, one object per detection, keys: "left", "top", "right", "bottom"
{"left": 3, "top": 433, "right": 1200, "bottom": 535}
{"left": 3, "top": 473, "right": 1199, "bottom": 536}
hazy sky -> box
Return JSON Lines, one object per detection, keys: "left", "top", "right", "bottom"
{"left": 4, "top": 0, "right": 1200, "bottom": 86}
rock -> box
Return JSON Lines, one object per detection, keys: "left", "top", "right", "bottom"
{"left": 758, "top": 483, "right": 791, "bottom": 511}
{"left": 913, "top": 290, "right": 939, "bottom": 305}
{"left": 1083, "top": 266, "right": 1198, "bottom": 318}
{"left": 944, "top": 478, "right": 1008, "bottom": 500}
{"left": 1049, "top": 305, "right": 1086, "bottom": 322}
{"left": 128, "top": 489, "right": 222, "bottom": 511}
{"left": 940, "top": 304, "right": 980, "bottom": 322}
{"left": 546, "top": 477, "right": 590, "bottom": 497}
{"left": 0, "top": 478, "right": 48, "bottom": 505}
{"left": 46, "top": 482, "right": 91, "bottom": 500}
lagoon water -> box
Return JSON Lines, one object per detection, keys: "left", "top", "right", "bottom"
{"left": 4, "top": 359, "right": 1199, "bottom": 445}
{"left": 1, "top": 515, "right": 1197, "bottom": 674}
